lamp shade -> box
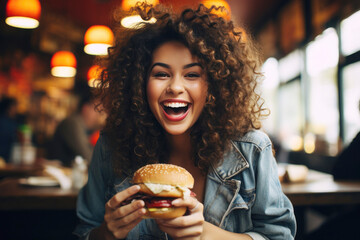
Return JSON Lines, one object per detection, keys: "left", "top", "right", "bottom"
{"left": 87, "top": 65, "right": 104, "bottom": 88}
{"left": 202, "top": 0, "right": 231, "bottom": 20}
{"left": 84, "top": 25, "right": 114, "bottom": 55}
{"left": 51, "top": 51, "right": 77, "bottom": 78}
{"left": 6, "top": 0, "right": 41, "bottom": 29}
{"left": 121, "top": 0, "right": 159, "bottom": 29}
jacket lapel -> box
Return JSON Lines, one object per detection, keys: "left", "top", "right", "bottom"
{"left": 203, "top": 141, "right": 250, "bottom": 228}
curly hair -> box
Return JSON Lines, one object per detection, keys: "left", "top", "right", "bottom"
{"left": 95, "top": 3, "right": 267, "bottom": 176}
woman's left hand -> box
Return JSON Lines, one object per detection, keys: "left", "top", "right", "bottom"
{"left": 156, "top": 197, "right": 204, "bottom": 240}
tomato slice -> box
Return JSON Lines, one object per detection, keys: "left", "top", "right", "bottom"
{"left": 145, "top": 199, "right": 172, "bottom": 208}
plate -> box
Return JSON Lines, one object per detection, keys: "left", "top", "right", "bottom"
{"left": 19, "top": 177, "right": 60, "bottom": 187}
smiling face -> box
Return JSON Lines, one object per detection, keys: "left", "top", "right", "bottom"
{"left": 146, "top": 41, "right": 208, "bottom": 136}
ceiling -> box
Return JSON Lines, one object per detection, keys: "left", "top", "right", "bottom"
{"left": 41, "top": 0, "right": 289, "bottom": 33}
{"left": 0, "top": 0, "right": 290, "bottom": 56}
{"left": 0, "top": 0, "right": 290, "bottom": 84}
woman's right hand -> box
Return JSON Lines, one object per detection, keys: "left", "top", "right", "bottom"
{"left": 101, "top": 185, "right": 146, "bottom": 239}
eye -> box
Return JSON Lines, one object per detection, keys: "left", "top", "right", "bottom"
{"left": 153, "top": 71, "right": 170, "bottom": 78}
{"left": 185, "top": 72, "right": 201, "bottom": 78}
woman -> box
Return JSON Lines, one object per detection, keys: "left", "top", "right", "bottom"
{"left": 74, "top": 3, "right": 296, "bottom": 240}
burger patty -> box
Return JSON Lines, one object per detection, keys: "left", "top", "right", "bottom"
{"left": 121, "top": 191, "right": 196, "bottom": 207}
{"left": 121, "top": 193, "right": 151, "bottom": 206}
{"left": 121, "top": 193, "right": 175, "bottom": 207}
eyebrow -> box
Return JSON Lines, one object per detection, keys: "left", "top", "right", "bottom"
{"left": 149, "top": 62, "right": 203, "bottom": 72}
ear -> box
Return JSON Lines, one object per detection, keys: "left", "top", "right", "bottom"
{"left": 206, "top": 93, "right": 215, "bottom": 105}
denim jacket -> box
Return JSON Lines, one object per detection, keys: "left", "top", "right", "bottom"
{"left": 74, "top": 130, "right": 296, "bottom": 240}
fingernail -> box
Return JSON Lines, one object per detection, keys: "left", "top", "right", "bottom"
{"left": 132, "top": 185, "right": 140, "bottom": 192}
{"left": 137, "top": 200, "right": 144, "bottom": 207}
{"left": 172, "top": 199, "right": 180, "bottom": 205}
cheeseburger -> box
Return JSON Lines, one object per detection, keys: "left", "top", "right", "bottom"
{"left": 130, "top": 163, "right": 195, "bottom": 219}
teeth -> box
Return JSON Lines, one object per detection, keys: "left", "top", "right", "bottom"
{"left": 163, "top": 102, "right": 188, "bottom": 108}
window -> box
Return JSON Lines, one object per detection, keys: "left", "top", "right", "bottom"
{"left": 259, "top": 10, "right": 360, "bottom": 158}
{"left": 305, "top": 28, "right": 339, "bottom": 155}
{"left": 279, "top": 49, "right": 302, "bottom": 82}
{"left": 278, "top": 79, "right": 304, "bottom": 151}
{"left": 341, "top": 10, "right": 360, "bottom": 56}
{"left": 261, "top": 58, "right": 280, "bottom": 135}
{"left": 342, "top": 61, "right": 360, "bottom": 145}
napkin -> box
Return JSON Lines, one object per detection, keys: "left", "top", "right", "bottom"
{"left": 278, "top": 163, "right": 309, "bottom": 183}
{"left": 44, "top": 165, "right": 72, "bottom": 189}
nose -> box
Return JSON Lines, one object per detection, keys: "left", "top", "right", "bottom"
{"left": 166, "top": 74, "right": 185, "bottom": 94}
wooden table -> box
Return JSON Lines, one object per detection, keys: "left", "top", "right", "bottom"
{"left": 1, "top": 169, "right": 360, "bottom": 239}
{"left": 0, "top": 177, "right": 79, "bottom": 240}
{"left": 1, "top": 169, "right": 360, "bottom": 210}
{"left": 281, "top": 170, "right": 360, "bottom": 239}
{"left": 281, "top": 170, "right": 360, "bottom": 206}
{"left": 0, "top": 178, "right": 78, "bottom": 210}
{"left": 0, "top": 163, "right": 44, "bottom": 178}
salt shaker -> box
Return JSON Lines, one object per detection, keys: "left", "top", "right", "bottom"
{"left": 71, "top": 156, "right": 88, "bottom": 190}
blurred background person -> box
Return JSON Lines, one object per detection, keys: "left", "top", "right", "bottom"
{"left": 46, "top": 81, "right": 106, "bottom": 167}
{"left": 332, "top": 99, "right": 360, "bottom": 180}
{"left": 0, "top": 97, "right": 19, "bottom": 162}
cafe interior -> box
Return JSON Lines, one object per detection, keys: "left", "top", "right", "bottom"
{"left": 0, "top": 0, "right": 360, "bottom": 239}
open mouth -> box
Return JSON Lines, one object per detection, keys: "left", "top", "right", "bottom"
{"left": 161, "top": 101, "right": 190, "bottom": 121}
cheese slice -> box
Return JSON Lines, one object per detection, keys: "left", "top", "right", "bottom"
{"left": 177, "top": 186, "right": 191, "bottom": 198}
{"left": 144, "top": 183, "right": 190, "bottom": 198}
{"left": 144, "top": 183, "right": 173, "bottom": 194}
{"left": 147, "top": 208, "right": 170, "bottom": 212}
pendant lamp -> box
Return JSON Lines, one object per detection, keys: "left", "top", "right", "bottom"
{"left": 87, "top": 65, "right": 104, "bottom": 88}
{"left": 84, "top": 25, "right": 114, "bottom": 55}
{"left": 202, "top": 0, "right": 231, "bottom": 20}
{"left": 51, "top": 51, "right": 77, "bottom": 78}
{"left": 5, "top": 0, "right": 41, "bottom": 29}
{"left": 121, "top": 0, "right": 158, "bottom": 29}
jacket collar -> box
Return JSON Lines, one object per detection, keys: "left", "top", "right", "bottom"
{"left": 211, "top": 140, "right": 249, "bottom": 180}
